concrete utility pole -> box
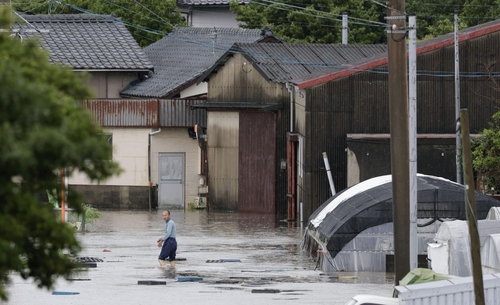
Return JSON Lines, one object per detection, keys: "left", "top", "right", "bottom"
{"left": 408, "top": 13, "right": 418, "bottom": 272}
{"left": 455, "top": 11, "right": 463, "bottom": 184}
{"left": 460, "top": 109, "right": 485, "bottom": 305}
{"left": 342, "top": 12, "right": 348, "bottom": 45}
{"left": 386, "top": 0, "right": 410, "bottom": 284}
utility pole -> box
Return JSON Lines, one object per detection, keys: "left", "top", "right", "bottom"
{"left": 455, "top": 11, "right": 463, "bottom": 184}
{"left": 408, "top": 13, "right": 418, "bottom": 271}
{"left": 342, "top": 12, "right": 348, "bottom": 45}
{"left": 386, "top": 0, "right": 410, "bottom": 284}
{"left": 460, "top": 109, "right": 485, "bottom": 305}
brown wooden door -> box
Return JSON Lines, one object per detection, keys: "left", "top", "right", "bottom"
{"left": 238, "top": 112, "right": 277, "bottom": 214}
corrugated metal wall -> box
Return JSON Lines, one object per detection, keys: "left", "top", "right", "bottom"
{"left": 207, "top": 111, "right": 239, "bottom": 211}
{"left": 303, "top": 33, "right": 500, "bottom": 218}
{"left": 80, "top": 99, "right": 206, "bottom": 128}
{"left": 238, "top": 111, "right": 277, "bottom": 214}
{"left": 81, "top": 99, "right": 159, "bottom": 127}
{"left": 160, "top": 99, "right": 206, "bottom": 127}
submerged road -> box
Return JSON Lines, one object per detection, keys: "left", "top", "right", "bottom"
{"left": 4, "top": 210, "right": 395, "bottom": 305}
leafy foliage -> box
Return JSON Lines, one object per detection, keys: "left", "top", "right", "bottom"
{"left": 472, "top": 111, "right": 500, "bottom": 194}
{"left": 0, "top": 8, "right": 121, "bottom": 300}
{"left": 13, "top": 0, "right": 185, "bottom": 47}
{"left": 231, "top": 0, "right": 500, "bottom": 43}
{"left": 231, "top": 0, "right": 386, "bottom": 44}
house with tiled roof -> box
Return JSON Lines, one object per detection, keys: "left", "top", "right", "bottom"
{"left": 13, "top": 14, "right": 153, "bottom": 99}
{"left": 121, "top": 26, "right": 279, "bottom": 99}
{"left": 13, "top": 14, "right": 209, "bottom": 211}
{"left": 195, "top": 42, "right": 388, "bottom": 217}
{"left": 177, "top": 0, "right": 248, "bottom": 28}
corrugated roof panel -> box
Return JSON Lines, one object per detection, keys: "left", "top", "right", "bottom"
{"left": 232, "top": 43, "right": 388, "bottom": 83}
{"left": 160, "top": 99, "right": 207, "bottom": 127}
{"left": 281, "top": 44, "right": 326, "bottom": 67}
{"left": 331, "top": 45, "right": 367, "bottom": 62}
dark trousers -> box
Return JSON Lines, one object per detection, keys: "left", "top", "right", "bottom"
{"left": 158, "top": 237, "right": 177, "bottom": 261}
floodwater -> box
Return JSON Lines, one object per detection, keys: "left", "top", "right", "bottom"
{"left": 3, "top": 210, "right": 395, "bottom": 305}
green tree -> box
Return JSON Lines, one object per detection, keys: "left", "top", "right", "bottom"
{"left": 472, "top": 111, "right": 500, "bottom": 194}
{"left": 406, "top": 0, "right": 467, "bottom": 39}
{"left": 0, "top": 8, "right": 121, "bottom": 300}
{"left": 13, "top": 0, "right": 185, "bottom": 47}
{"left": 230, "top": 0, "right": 386, "bottom": 44}
{"left": 231, "top": 0, "right": 500, "bottom": 43}
{"left": 462, "top": 0, "right": 500, "bottom": 27}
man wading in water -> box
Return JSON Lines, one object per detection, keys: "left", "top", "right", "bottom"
{"left": 157, "top": 210, "right": 177, "bottom": 267}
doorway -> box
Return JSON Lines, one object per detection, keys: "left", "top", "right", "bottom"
{"left": 158, "top": 153, "right": 185, "bottom": 208}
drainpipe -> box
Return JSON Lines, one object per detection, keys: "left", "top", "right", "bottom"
{"left": 286, "top": 82, "right": 294, "bottom": 132}
{"left": 322, "top": 152, "right": 336, "bottom": 196}
{"left": 148, "top": 128, "right": 161, "bottom": 212}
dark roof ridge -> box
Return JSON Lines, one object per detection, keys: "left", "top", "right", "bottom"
{"left": 22, "top": 14, "right": 117, "bottom": 22}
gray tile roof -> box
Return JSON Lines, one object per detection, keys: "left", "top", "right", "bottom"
{"left": 200, "top": 43, "right": 388, "bottom": 84}
{"left": 177, "top": 0, "right": 249, "bottom": 6}
{"left": 12, "top": 14, "right": 153, "bottom": 71}
{"left": 121, "top": 26, "right": 279, "bottom": 98}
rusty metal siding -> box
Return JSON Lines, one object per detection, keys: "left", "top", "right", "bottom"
{"left": 207, "top": 111, "right": 239, "bottom": 211}
{"left": 302, "top": 33, "right": 500, "bottom": 217}
{"left": 80, "top": 99, "right": 159, "bottom": 127}
{"left": 238, "top": 112, "right": 277, "bottom": 214}
{"left": 159, "top": 99, "right": 207, "bottom": 127}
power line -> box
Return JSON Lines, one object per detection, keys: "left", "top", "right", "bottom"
{"left": 368, "top": 0, "right": 405, "bottom": 15}
{"left": 254, "top": 0, "right": 389, "bottom": 28}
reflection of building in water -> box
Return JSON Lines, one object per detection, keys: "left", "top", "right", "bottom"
{"left": 160, "top": 156, "right": 182, "bottom": 180}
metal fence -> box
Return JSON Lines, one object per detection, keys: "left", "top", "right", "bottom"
{"left": 396, "top": 273, "right": 500, "bottom": 305}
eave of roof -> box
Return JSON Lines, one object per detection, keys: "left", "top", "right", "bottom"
{"left": 293, "top": 19, "right": 500, "bottom": 90}
{"left": 191, "top": 102, "right": 283, "bottom": 111}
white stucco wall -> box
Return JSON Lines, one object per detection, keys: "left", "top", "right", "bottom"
{"left": 190, "top": 8, "right": 240, "bottom": 28}
{"left": 70, "top": 128, "right": 149, "bottom": 186}
{"left": 151, "top": 128, "right": 205, "bottom": 206}
{"left": 70, "top": 127, "right": 204, "bottom": 206}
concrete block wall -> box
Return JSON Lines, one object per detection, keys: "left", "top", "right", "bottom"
{"left": 70, "top": 185, "right": 152, "bottom": 210}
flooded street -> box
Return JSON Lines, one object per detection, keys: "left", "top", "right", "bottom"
{"left": 4, "top": 210, "right": 395, "bottom": 305}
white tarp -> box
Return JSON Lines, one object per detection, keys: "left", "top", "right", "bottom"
{"left": 428, "top": 219, "right": 500, "bottom": 276}
{"left": 482, "top": 233, "right": 500, "bottom": 274}
{"left": 486, "top": 207, "right": 500, "bottom": 220}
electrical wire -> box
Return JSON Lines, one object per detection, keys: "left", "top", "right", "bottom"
{"left": 254, "top": 0, "right": 389, "bottom": 28}
{"left": 11, "top": 0, "right": 500, "bottom": 80}
{"left": 251, "top": 1, "right": 383, "bottom": 28}
{"left": 368, "top": 0, "right": 405, "bottom": 15}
